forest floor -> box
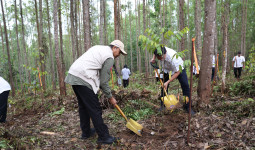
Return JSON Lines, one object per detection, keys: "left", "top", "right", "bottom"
{"left": 1, "top": 74, "right": 255, "bottom": 149}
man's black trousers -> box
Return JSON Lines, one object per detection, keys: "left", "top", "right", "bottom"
{"left": 123, "top": 79, "right": 129, "bottom": 88}
{"left": 0, "top": 91, "right": 10, "bottom": 122}
{"left": 234, "top": 67, "right": 242, "bottom": 78}
{"left": 72, "top": 85, "right": 109, "bottom": 138}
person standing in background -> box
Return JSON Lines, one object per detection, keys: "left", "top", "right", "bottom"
{"left": 121, "top": 64, "right": 131, "bottom": 88}
{"left": 232, "top": 51, "right": 245, "bottom": 79}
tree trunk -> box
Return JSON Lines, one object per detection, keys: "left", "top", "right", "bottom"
{"left": 187, "top": 0, "right": 190, "bottom": 53}
{"left": 195, "top": 0, "right": 202, "bottom": 63}
{"left": 70, "top": 0, "right": 76, "bottom": 60}
{"left": 138, "top": 0, "right": 141, "bottom": 73}
{"left": 103, "top": 0, "right": 107, "bottom": 45}
{"left": 240, "top": 0, "right": 248, "bottom": 56}
{"left": 19, "top": 0, "right": 30, "bottom": 84}
{"left": 0, "top": 0, "right": 15, "bottom": 96}
{"left": 38, "top": 0, "right": 46, "bottom": 91}
{"left": 135, "top": 0, "right": 139, "bottom": 72}
{"left": 45, "top": 0, "right": 56, "bottom": 90}
{"left": 143, "top": 0, "right": 148, "bottom": 77}
{"left": 221, "top": 0, "right": 229, "bottom": 94}
{"left": 99, "top": 0, "right": 104, "bottom": 44}
{"left": 114, "top": 0, "right": 121, "bottom": 75}
{"left": 53, "top": 0, "right": 65, "bottom": 96}
{"left": 129, "top": 8, "right": 133, "bottom": 72}
{"left": 14, "top": 0, "right": 23, "bottom": 91}
{"left": 58, "top": 0, "right": 66, "bottom": 93}
{"left": 197, "top": 0, "right": 216, "bottom": 104}
{"left": 74, "top": 0, "right": 79, "bottom": 57}
{"left": 178, "top": 0, "right": 185, "bottom": 52}
{"left": 83, "top": 0, "right": 91, "bottom": 51}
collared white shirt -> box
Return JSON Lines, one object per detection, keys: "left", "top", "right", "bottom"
{"left": 121, "top": 68, "right": 131, "bottom": 80}
{"left": 161, "top": 47, "right": 184, "bottom": 75}
{"left": 0, "top": 77, "right": 11, "bottom": 94}
{"left": 232, "top": 55, "right": 245, "bottom": 68}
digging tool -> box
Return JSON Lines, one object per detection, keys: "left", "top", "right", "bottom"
{"left": 114, "top": 104, "right": 143, "bottom": 136}
{"left": 150, "top": 62, "right": 179, "bottom": 111}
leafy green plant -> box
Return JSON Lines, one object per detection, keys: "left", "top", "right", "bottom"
{"left": 228, "top": 75, "right": 255, "bottom": 96}
{"left": 50, "top": 107, "right": 65, "bottom": 116}
{"left": 245, "top": 46, "right": 255, "bottom": 73}
{"left": 139, "top": 27, "right": 189, "bottom": 54}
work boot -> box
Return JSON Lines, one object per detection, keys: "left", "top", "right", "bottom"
{"left": 97, "top": 136, "right": 119, "bottom": 144}
{"left": 81, "top": 128, "right": 96, "bottom": 139}
{"left": 183, "top": 102, "right": 196, "bottom": 116}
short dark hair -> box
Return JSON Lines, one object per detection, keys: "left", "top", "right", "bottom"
{"left": 154, "top": 46, "right": 166, "bottom": 56}
{"left": 238, "top": 51, "right": 241, "bottom": 54}
{"left": 124, "top": 64, "right": 127, "bottom": 68}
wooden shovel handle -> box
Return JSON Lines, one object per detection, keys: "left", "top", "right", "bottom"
{"left": 155, "top": 69, "right": 168, "bottom": 96}
{"left": 114, "top": 104, "right": 128, "bottom": 122}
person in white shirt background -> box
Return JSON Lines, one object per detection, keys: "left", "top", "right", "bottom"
{"left": 150, "top": 46, "right": 195, "bottom": 115}
{"left": 211, "top": 55, "right": 216, "bottom": 81}
{"left": 121, "top": 64, "right": 131, "bottom": 88}
{"left": 232, "top": 51, "right": 245, "bottom": 79}
{"left": 0, "top": 76, "right": 11, "bottom": 123}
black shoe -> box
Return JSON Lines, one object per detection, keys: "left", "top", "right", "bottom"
{"left": 97, "top": 136, "right": 119, "bottom": 144}
{"left": 81, "top": 128, "right": 96, "bottom": 139}
{"left": 158, "top": 105, "right": 166, "bottom": 112}
{"left": 184, "top": 107, "right": 196, "bottom": 115}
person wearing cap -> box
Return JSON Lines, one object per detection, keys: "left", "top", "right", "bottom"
{"left": 121, "top": 64, "right": 131, "bottom": 88}
{"left": 0, "top": 76, "right": 11, "bottom": 123}
{"left": 65, "top": 40, "right": 127, "bottom": 144}
{"left": 150, "top": 46, "right": 195, "bottom": 115}
{"left": 232, "top": 51, "right": 245, "bottom": 79}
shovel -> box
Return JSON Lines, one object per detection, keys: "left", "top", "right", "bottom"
{"left": 114, "top": 104, "right": 143, "bottom": 136}
{"left": 150, "top": 62, "right": 179, "bottom": 111}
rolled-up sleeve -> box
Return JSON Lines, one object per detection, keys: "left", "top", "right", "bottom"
{"left": 100, "top": 58, "right": 114, "bottom": 98}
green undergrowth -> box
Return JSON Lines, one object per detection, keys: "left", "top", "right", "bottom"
{"left": 214, "top": 98, "right": 255, "bottom": 119}
{"left": 106, "top": 99, "right": 156, "bottom": 122}
{"left": 227, "top": 75, "right": 255, "bottom": 97}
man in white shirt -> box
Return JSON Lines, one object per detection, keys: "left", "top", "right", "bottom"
{"left": 232, "top": 51, "right": 245, "bottom": 79}
{"left": 151, "top": 46, "right": 195, "bottom": 115}
{"left": 212, "top": 55, "right": 215, "bottom": 81}
{"left": 0, "top": 76, "right": 11, "bottom": 123}
{"left": 121, "top": 65, "right": 131, "bottom": 88}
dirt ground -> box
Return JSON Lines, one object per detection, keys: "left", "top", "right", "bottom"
{"left": 1, "top": 89, "right": 255, "bottom": 150}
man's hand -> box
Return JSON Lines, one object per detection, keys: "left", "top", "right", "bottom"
{"left": 109, "top": 97, "right": 117, "bottom": 105}
{"left": 164, "top": 81, "right": 169, "bottom": 90}
{"left": 150, "top": 54, "right": 156, "bottom": 63}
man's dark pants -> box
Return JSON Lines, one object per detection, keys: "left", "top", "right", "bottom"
{"left": 72, "top": 85, "right": 110, "bottom": 138}
{"left": 0, "top": 91, "right": 10, "bottom": 122}
{"left": 211, "top": 67, "right": 215, "bottom": 81}
{"left": 123, "top": 79, "right": 129, "bottom": 88}
{"left": 161, "top": 69, "right": 191, "bottom": 109}
{"left": 234, "top": 67, "right": 242, "bottom": 78}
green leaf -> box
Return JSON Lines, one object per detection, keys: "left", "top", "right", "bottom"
{"left": 50, "top": 107, "right": 65, "bottom": 116}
